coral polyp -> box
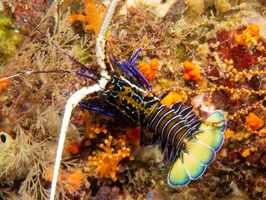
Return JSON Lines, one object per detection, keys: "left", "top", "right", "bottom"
{"left": 68, "top": 0, "right": 106, "bottom": 37}
{"left": 87, "top": 136, "right": 132, "bottom": 182}
{"left": 245, "top": 112, "right": 264, "bottom": 131}
{"left": 183, "top": 61, "right": 202, "bottom": 82}
{"left": 234, "top": 24, "right": 261, "bottom": 47}
{"left": 137, "top": 58, "right": 159, "bottom": 82}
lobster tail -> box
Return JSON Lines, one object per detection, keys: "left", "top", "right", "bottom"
{"left": 168, "top": 110, "right": 226, "bottom": 186}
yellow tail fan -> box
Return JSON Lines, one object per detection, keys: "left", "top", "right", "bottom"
{"left": 168, "top": 110, "right": 226, "bottom": 186}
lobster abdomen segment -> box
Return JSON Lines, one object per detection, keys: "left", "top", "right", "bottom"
{"left": 143, "top": 103, "right": 201, "bottom": 160}
{"left": 142, "top": 102, "right": 226, "bottom": 186}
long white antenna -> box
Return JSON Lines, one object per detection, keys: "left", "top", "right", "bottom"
{"left": 96, "top": 0, "right": 119, "bottom": 79}
{"left": 98, "top": 0, "right": 118, "bottom": 42}
{"left": 49, "top": 0, "right": 118, "bottom": 199}
{"left": 49, "top": 86, "right": 100, "bottom": 200}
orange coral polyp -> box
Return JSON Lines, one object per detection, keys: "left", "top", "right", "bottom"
{"left": 245, "top": 112, "right": 264, "bottom": 131}
{"left": 44, "top": 168, "right": 83, "bottom": 191}
{"left": 242, "top": 148, "right": 251, "bottom": 157}
{"left": 160, "top": 92, "right": 183, "bottom": 108}
{"left": 0, "top": 77, "right": 9, "bottom": 89}
{"left": 65, "top": 142, "right": 80, "bottom": 154}
{"left": 68, "top": 0, "right": 106, "bottom": 37}
{"left": 44, "top": 168, "right": 54, "bottom": 182}
{"left": 241, "top": 147, "right": 256, "bottom": 158}
{"left": 80, "top": 110, "right": 108, "bottom": 139}
{"left": 183, "top": 61, "right": 202, "bottom": 82}
{"left": 137, "top": 59, "right": 159, "bottom": 82}
{"left": 224, "top": 129, "right": 234, "bottom": 139}
{"left": 66, "top": 172, "right": 84, "bottom": 189}
{"left": 248, "top": 24, "right": 260, "bottom": 37}
{"left": 89, "top": 136, "right": 131, "bottom": 181}
{"left": 234, "top": 24, "right": 260, "bottom": 46}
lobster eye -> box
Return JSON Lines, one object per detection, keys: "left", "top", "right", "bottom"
{"left": 1, "top": 134, "right": 6, "bottom": 143}
{"left": 110, "top": 71, "right": 120, "bottom": 78}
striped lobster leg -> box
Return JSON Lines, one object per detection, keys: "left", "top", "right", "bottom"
{"left": 143, "top": 102, "right": 226, "bottom": 186}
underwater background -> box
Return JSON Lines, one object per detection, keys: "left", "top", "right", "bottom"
{"left": 0, "top": 0, "right": 266, "bottom": 199}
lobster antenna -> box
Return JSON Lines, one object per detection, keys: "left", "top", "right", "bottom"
{"left": 96, "top": 0, "right": 119, "bottom": 80}
{"left": 18, "top": 16, "right": 98, "bottom": 78}
{"left": 49, "top": 1, "right": 119, "bottom": 200}
{"left": 0, "top": 70, "right": 96, "bottom": 82}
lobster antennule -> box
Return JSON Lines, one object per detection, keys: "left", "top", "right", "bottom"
{"left": 110, "top": 49, "right": 152, "bottom": 91}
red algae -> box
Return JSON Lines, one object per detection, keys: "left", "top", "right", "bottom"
{"left": 126, "top": 126, "right": 141, "bottom": 141}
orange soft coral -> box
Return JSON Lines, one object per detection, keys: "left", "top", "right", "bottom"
{"left": 183, "top": 61, "right": 202, "bottom": 82}
{"left": 65, "top": 142, "right": 80, "bottom": 154}
{"left": 68, "top": 0, "right": 106, "bottom": 37}
{"left": 44, "top": 168, "right": 84, "bottom": 192}
{"left": 88, "top": 136, "right": 131, "bottom": 181}
{"left": 234, "top": 24, "right": 260, "bottom": 47}
{"left": 224, "top": 129, "right": 234, "bottom": 139}
{"left": 66, "top": 172, "right": 84, "bottom": 190}
{"left": 245, "top": 112, "right": 264, "bottom": 131}
{"left": 160, "top": 92, "right": 183, "bottom": 108}
{"left": 0, "top": 77, "right": 9, "bottom": 91}
{"left": 241, "top": 148, "right": 251, "bottom": 158}
{"left": 241, "top": 147, "right": 256, "bottom": 158}
{"left": 80, "top": 110, "right": 108, "bottom": 139}
{"left": 137, "top": 59, "right": 159, "bottom": 82}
